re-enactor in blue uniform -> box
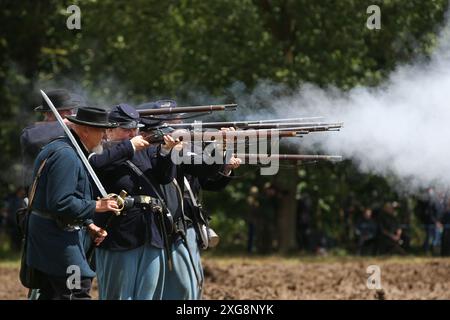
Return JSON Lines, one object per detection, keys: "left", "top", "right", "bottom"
{"left": 21, "top": 89, "right": 84, "bottom": 300}
{"left": 26, "top": 107, "right": 119, "bottom": 300}
{"left": 90, "top": 104, "right": 179, "bottom": 300}
{"left": 138, "top": 100, "right": 242, "bottom": 300}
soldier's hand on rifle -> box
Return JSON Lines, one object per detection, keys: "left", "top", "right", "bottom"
{"left": 130, "top": 135, "right": 150, "bottom": 151}
{"left": 161, "top": 134, "right": 183, "bottom": 153}
{"left": 224, "top": 156, "right": 242, "bottom": 175}
{"left": 87, "top": 223, "right": 108, "bottom": 246}
{"left": 95, "top": 197, "right": 120, "bottom": 214}
{"left": 220, "top": 127, "right": 236, "bottom": 132}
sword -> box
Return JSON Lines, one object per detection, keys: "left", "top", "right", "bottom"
{"left": 40, "top": 90, "right": 126, "bottom": 213}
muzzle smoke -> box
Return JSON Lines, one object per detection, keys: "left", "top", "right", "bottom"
{"left": 225, "top": 17, "right": 450, "bottom": 191}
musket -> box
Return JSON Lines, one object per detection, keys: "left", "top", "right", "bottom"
{"left": 244, "top": 122, "right": 343, "bottom": 130}
{"left": 158, "top": 117, "right": 325, "bottom": 129}
{"left": 244, "top": 116, "right": 324, "bottom": 123}
{"left": 40, "top": 90, "right": 127, "bottom": 214}
{"left": 232, "top": 124, "right": 341, "bottom": 133}
{"left": 160, "top": 120, "right": 342, "bottom": 131}
{"left": 154, "top": 124, "right": 341, "bottom": 135}
{"left": 142, "top": 129, "right": 303, "bottom": 144}
{"left": 138, "top": 104, "right": 237, "bottom": 116}
{"left": 234, "top": 154, "right": 343, "bottom": 162}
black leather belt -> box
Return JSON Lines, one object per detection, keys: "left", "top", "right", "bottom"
{"left": 31, "top": 209, "right": 53, "bottom": 220}
{"left": 31, "top": 210, "right": 81, "bottom": 231}
{"left": 127, "top": 195, "right": 162, "bottom": 212}
{"left": 133, "top": 195, "right": 159, "bottom": 205}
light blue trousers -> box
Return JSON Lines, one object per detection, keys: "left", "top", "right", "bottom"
{"left": 30, "top": 229, "right": 203, "bottom": 300}
{"left": 95, "top": 244, "right": 165, "bottom": 300}
{"left": 163, "top": 227, "right": 204, "bottom": 300}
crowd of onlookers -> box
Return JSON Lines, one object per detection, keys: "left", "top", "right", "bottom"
{"left": 295, "top": 187, "right": 450, "bottom": 256}
{"left": 2, "top": 184, "right": 450, "bottom": 256}
{"left": 243, "top": 184, "right": 450, "bottom": 256}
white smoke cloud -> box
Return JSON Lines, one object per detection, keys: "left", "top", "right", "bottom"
{"left": 227, "top": 17, "right": 450, "bottom": 191}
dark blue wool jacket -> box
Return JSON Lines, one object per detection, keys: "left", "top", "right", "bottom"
{"left": 27, "top": 134, "right": 96, "bottom": 278}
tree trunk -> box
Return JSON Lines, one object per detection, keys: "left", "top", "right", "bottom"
{"left": 274, "top": 167, "right": 299, "bottom": 253}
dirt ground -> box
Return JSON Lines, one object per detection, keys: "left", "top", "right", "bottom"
{"left": 2, "top": 256, "right": 450, "bottom": 300}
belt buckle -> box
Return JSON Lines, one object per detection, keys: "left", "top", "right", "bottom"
{"left": 141, "top": 196, "right": 152, "bottom": 204}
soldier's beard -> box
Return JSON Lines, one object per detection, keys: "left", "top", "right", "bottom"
{"left": 92, "top": 143, "right": 104, "bottom": 154}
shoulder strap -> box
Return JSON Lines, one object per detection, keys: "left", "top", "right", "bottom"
{"left": 27, "top": 146, "right": 70, "bottom": 210}
{"left": 27, "top": 158, "right": 48, "bottom": 209}
{"left": 124, "top": 160, "right": 169, "bottom": 211}
{"left": 172, "top": 177, "right": 185, "bottom": 214}
{"left": 183, "top": 177, "right": 200, "bottom": 208}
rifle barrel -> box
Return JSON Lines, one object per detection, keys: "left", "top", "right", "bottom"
{"left": 246, "top": 122, "right": 343, "bottom": 129}
{"left": 142, "top": 129, "right": 302, "bottom": 144}
{"left": 249, "top": 116, "right": 324, "bottom": 123}
{"left": 162, "top": 120, "right": 342, "bottom": 130}
{"left": 234, "top": 154, "right": 343, "bottom": 162}
{"left": 138, "top": 104, "right": 237, "bottom": 116}
{"left": 198, "top": 130, "right": 300, "bottom": 139}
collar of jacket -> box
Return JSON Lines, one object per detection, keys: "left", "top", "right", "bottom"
{"left": 66, "top": 129, "right": 90, "bottom": 158}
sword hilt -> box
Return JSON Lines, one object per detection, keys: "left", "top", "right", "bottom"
{"left": 106, "top": 190, "right": 128, "bottom": 215}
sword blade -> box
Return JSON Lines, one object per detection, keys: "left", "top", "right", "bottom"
{"left": 40, "top": 90, "right": 108, "bottom": 198}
